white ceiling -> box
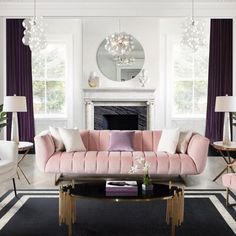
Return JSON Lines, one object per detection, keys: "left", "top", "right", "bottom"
{"left": 0, "top": 0, "right": 236, "bottom": 2}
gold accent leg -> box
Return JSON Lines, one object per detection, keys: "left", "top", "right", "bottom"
{"left": 17, "top": 171, "right": 20, "bottom": 180}
{"left": 55, "top": 173, "right": 63, "bottom": 185}
{"left": 213, "top": 166, "right": 228, "bottom": 181}
{"left": 59, "top": 186, "right": 65, "bottom": 225}
{"left": 17, "top": 165, "right": 30, "bottom": 184}
{"left": 167, "top": 189, "right": 184, "bottom": 236}
{"left": 166, "top": 199, "right": 171, "bottom": 224}
{"left": 68, "top": 192, "right": 72, "bottom": 236}
{"left": 72, "top": 197, "right": 76, "bottom": 224}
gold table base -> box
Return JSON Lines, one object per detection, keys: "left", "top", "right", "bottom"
{"left": 59, "top": 185, "right": 184, "bottom": 236}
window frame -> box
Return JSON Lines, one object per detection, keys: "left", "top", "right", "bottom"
{"left": 166, "top": 34, "right": 209, "bottom": 120}
{"left": 32, "top": 35, "right": 72, "bottom": 120}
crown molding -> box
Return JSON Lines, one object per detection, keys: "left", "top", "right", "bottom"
{"left": 0, "top": 2, "right": 236, "bottom": 17}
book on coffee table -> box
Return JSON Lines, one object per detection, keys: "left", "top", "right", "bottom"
{"left": 106, "top": 181, "right": 138, "bottom": 196}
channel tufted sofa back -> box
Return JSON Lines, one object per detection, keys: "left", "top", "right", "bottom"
{"left": 80, "top": 130, "right": 162, "bottom": 151}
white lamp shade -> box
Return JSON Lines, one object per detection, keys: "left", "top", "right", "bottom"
{"left": 215, "top": 96, "right": 236, "bottom": 112}
{"left": 3, "top": 96, "right": 27, "bottom": 112}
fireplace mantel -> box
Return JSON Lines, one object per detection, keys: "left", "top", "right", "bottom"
{"left": 83, "top": 88, "right": 156, "bottom": 102}
{"left": 83, "top": 87, "right": 156, "bottom": 130}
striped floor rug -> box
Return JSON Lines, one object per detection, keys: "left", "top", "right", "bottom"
{"left": 0, "top": 189, "right": 236, "bottom": 236}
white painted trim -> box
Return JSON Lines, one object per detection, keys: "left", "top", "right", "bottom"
{"left": 1, "top": 2, "right": 236, "bottom": 17}
{"left": 83, "top": 88, "right": 156, "bottom": 130}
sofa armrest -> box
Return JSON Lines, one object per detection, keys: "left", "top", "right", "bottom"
{"left": 187, "top": 134, "right": 209, "bottom": 174}
{"left": 34, "top": 133, "right": 55, "bottom": 172}
{"left": 0, "top": 141, "right": 18, "bottom": 163}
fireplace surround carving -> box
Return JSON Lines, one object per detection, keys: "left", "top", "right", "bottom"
{"left": 83, "top": 88, "right": 156, "bottom": 130}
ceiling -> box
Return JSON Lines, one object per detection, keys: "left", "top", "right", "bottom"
{"left": 0, "top": 0, "right": 236, "bottom": 2}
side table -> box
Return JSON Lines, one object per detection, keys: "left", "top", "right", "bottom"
{"left": 18, "top": 141, "right": 34, "bottom": 184}
{"left": 212, "top": 141, "right": 236, "bottom": 181}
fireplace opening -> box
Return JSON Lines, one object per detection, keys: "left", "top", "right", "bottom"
{"left": 103, "top": 114, "right": 138, "bottom": 130}
{"left": 94, "top": 106, "right": 147, "bottom": 130}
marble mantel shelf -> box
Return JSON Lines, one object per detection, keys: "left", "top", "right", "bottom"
{"left": 83, "top": 88, "right": 156, "bottom": 92}
{"left": 83, "top": 87, "right": 156, "bottom": 102}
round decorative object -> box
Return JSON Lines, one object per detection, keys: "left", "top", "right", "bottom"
{"left": 181, "top": 18, "right": 207, "bottom": 52}
{"left": 138, "top": 69, "right": 149, "bottom": 87}
{"left": 22, "top": 17, "right": 47, "bottom": 52}
{"left": 97, "top": 34, "right": 145, "bottom": 82}
{"left": 104, "top": 32, "right": 134, "bottom": 56}
{"left": 88, "top": 72, "right": 99, "bottom": 88}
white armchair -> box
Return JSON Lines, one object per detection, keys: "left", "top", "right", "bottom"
{"left": 0, "top": 141, "right": 18, "bottom": 197}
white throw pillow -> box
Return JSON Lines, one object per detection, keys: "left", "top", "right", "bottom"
{"left": 58, "top": 128, "right": 86, "bottom": 152}
{"left": 157, "top": 128, "right": 180, "bottom": 154}
{"left": 176, "top": 131, "right": 193, "bottom": 154}
{"left": 49, "top": 126, "right": 65, "bottom": 152}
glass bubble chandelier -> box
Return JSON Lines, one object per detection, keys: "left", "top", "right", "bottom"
{"left": 22, "top": 0, "right": 46, "bottom": 52}
{"left": 181, "top": 0, "right": 206, "bottom": 52}
{"left": 105, "top": 32, "right": 135, "bottom": 56}
{"left": 113, "top": 55, "right": 135, "bottom": 66}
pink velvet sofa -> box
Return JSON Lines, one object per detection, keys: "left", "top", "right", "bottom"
{"left": 35, "top": 130, "right": 209, "bottom": 178}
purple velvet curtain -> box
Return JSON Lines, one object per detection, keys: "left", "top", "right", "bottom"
{"left": 6, "top": 19, "right": 35, "bottom": 142}
{"left": 205, "top": 19, "right": 233, "bottom": 144}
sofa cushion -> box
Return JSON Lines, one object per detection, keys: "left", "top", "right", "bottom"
{"left": 176, "top": 131, "right": 193, "bottom": 154}
{"left": 44, "top": 151, "right": 197, "bottom": 175}
{"left": 59, "top": 128, "right": 86, "bottom": 152}
{"left": 49, "top": 126, "right": 65, "bottom": 152}
{"left": 108, "top": 131, "right": 134, "bottom": 151}
{"left": 157, "top": 128, "right": 180, "bottom": 154}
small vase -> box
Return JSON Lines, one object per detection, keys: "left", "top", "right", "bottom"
{"left": 88, "top": 72, "right": 99, "bottom": 88}
{"left": 142, "top": 172, "right": 153, "bottom": 192}
{"left": 142, "top": 183, "right": 153, "bottom": 192}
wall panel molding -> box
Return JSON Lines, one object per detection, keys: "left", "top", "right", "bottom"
{"left": 1, "top": 2, "right": 236, "bottom": 17}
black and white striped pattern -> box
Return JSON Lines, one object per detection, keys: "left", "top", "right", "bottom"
{"left": 0, "top": 189, "right": 236, "bottom": 236}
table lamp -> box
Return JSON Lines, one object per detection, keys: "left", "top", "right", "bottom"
{"left": 215, "top": 95, "right": 236, "bottom": 146}
{"left": 3, "top": 95, "right": 27, "bottom": 143}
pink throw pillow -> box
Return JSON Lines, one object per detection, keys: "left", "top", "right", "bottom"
{"left": 108, "top": 131, "right": 134, "bottom": 151}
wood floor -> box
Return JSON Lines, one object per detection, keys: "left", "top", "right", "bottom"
{"left": 0, "top": 155, "right": 232, "bottom": 196}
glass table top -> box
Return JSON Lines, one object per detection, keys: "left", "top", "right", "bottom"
{"left": 62, "top": 182, "right": 182, "bottom": 201}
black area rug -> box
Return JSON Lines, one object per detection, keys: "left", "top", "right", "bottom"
{"left": 0, "top": 189, "right": 236, "bottom": 236}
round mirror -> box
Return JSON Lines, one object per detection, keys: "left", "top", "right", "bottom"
{"left": 97, "top": 34, "right": 145, "bottom": 82}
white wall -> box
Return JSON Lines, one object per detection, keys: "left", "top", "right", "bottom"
{"left": 0, "top": 15, "right": 232, "bottom": 136}
{"left": 36, "top": 17, "right": 160, "bottom": 133}
{"left": 159, "top": 18, "right": 210, "bottom": 134}
{"left": 83, "top": 18, "right": 159, "bottom": 89}
{"left": 82, "top": 17, "right": 160, "bottom": 129}
{"left": 35, "top": 18, "right": 83, "bottom": 134}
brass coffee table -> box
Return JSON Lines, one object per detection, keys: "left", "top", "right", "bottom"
{"left": 59, "top": 182, "right": 184, "bottom": 236}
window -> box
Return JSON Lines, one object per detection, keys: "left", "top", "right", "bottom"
{"left": 32, "top": 42, "right": 67, "bottom": 118}
{"left": 170, "top": 22, "right": 210, "bottom": 118}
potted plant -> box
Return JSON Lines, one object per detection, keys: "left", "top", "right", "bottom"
{"left": 129, "top": 156, "right": 153, "bottom": 191}
{"left": 0, "top": 104, "right": 7, "bottom": 133}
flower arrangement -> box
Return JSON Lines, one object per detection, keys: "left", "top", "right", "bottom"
{"left": 129, "top": 156, "right": 152, "bottom": 186}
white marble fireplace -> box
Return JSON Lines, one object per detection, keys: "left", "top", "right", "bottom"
{"left": 83, "top": 88, "right": 156, "bottom": 130}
